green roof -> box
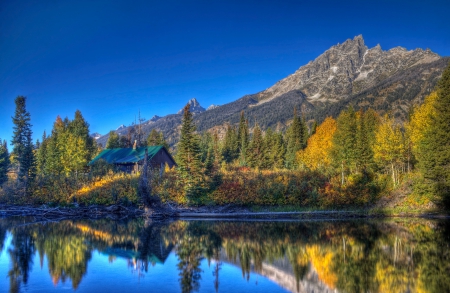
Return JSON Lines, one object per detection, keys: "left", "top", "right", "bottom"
{"left": 88, "top": 145, "right": 165, "bottom": 165}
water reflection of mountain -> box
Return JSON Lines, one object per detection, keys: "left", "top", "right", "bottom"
{"left": 219, "top": 249, "right": 335, "bottom": 293}
{"left": 1, "top": 218, "right": 449, "bottom": 293}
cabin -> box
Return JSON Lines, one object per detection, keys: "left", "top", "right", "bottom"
{"left": 88, "top": 145, "right": 176, "bottom": 173}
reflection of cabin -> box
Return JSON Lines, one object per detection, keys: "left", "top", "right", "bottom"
{"left": 88, "top": 145, "right": 176, "bottom": 173}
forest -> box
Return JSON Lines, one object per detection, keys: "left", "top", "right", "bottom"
{"left": 0, "top": 64, "right": 449, "bottom": 212}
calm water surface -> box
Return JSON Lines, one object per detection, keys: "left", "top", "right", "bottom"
{"left": 0, "top": 217, "right": 449, "bottom": 293}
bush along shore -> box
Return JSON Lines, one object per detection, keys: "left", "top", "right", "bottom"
{"left": 0, "top": 161, "right": 448, "bottom": 219}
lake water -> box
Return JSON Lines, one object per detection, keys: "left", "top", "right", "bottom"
{"left": 0, "top": 217, "right": 449, "bottom": 293}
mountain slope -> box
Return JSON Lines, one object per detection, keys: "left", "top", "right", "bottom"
{"left": 96, "top": 36, "right": 448, "bottom": 148}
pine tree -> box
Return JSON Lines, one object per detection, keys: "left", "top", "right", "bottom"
{"left": 285, "top": 108, "right": 307, "bottom": 169}
{"left": 146, "top": 129, "right": 159, "bottom": 146}
{"left": 176, "top": 104, "right": 203, "bottom": 199}
{"left": 106, "top": 131, "right": 120, "bottom": 149}
{"left": 0, "top": 139, "right": 10, "bottom": 185}
{"left": 158, "top": 132, "right": 169, "bottom": 149}
{"left": 420, "top": 63, "right": 450, "bottom": 207}
{"left": 310, "top": 121, "right": 318, "bottom": 136}
{"left": 355, "top": 109, "right": 380, "bottom": 173}
{"left": 273, "top": 132, "right": 286, "bottom": 169}
{"left": 331, "top": 106, "right": 358, "bottom": 185}
{"left": 247, "top": 123, "right": 264, "bottom": 168}
{"left": 11, "top": 96, "right": 36, "bottom": 184}
{"left": 263, "top": 127, "right": 276, "bottom": 169}
{"left": 68, "top": 110, "right": 96, "bottom": 161}
{"left": 36, "top": 131, "right": 48, "bottom": 175}
{"left": 199, "top": 132, "right": 213, "bottom": 163}
{"left": 237, "top": 111, "right": 249, "bottom": 166}
{"left": 222, "top": 124, "right": 238, "bottom": 163}
{"left": 44, "top": 116, "right": 65, "bottom": 175}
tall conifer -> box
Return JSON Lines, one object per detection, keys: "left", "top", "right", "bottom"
{"left": 331, "top": 106, "right": 358, "bottom": 184}
{"left": 0, "top": 139, "right": 10, "bottom": 185}
{"left": 237, "top": 111, "right": 249, "bottom": 166}
{"left": 285, "top": 108, "right": 307, "bottom": 169}
{"left": 177, "top": 104, "right": 203, "bottom": 198}
{"left": 247, "top": 123, "right": 264, "bottom": 168}
{"left": 420, "top": 63, "right": 450, "bottom": 207}
{"left": 36, "top": 131, "right": 48, "bottom": 175}
{"left": 222, "top": 125, "right": 238, "bottom": 163}
{"left": 11, "top": 96, "right": 36, "bottom": 184}
{"left": 106, "top": 131, "right": 120, "bottom": 149}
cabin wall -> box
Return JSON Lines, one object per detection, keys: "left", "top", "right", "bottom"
{"left": 150, "top": 150, "right": 176, "bottom": 168}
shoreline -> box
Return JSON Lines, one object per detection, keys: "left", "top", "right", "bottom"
{"left": 0, "top": 204, "right": 448, "bottom": 220}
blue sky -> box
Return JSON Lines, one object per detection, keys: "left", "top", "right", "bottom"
{"left": 1, "top": 0, "right": 449, "bottom": 144}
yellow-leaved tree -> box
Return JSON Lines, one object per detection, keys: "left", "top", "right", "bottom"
{"left": 405, "top": 91, "right": 438, "bottom": 160}
{"left": 373, "top": 114, "right": 406, "bottom": 187}
{"left": 297, "top": 117, "right": 337, "bottom": 174}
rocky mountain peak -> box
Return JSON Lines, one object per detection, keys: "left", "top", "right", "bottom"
{"left": 177, "top": 98, "right": 206, "bottom": 114}
{"left": 149, "top": 115, "right": 161, "bottom": 122}
{"left": 255, "top": 35, "right": 441, "bottom": 105}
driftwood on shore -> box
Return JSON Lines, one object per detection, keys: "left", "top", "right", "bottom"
{"left": 1, "top": 204, "right": 445, "bottom": 221}
{"left": 0, "top": 204, "right": 145, "bottom": 220}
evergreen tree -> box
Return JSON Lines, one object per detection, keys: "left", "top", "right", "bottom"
{"left": 68, "top": 110, "right": 96, "bottom": 160}
{"left": 310, "top": 120, "right": 318, "bottom": 136}
{"left": 146, "top": 129, "right": 169, "bottom": 149}
{"left": 263, "top": 127, "right": 276, "bottom": 169}
{"left": 247, "top": 124, "right": 264, "bottom": 168}
{"left": 106, "top": 131, "right": 120, "bottom": 149}
{"left": 273, "top": 132, "right": 286, "bottom": 169}
{"left": 44, "top": 116, "right": 65, "bottom": 175}
{"left": 11, "top": 96, "right": 36, "bottom": 183}
{"left": 222, "top": 124, "right": 238, "bottom": 163}
{"left": 420, "top": 63, "right": 450, "bottom": 208}
{"left": 331, "top": 106, "right": 358, "bottom": 185}
{"left": 118, "top": 135, "right": 130, "bottom": 148}
{"left": 158, "top": 132, "right": 169, "bottom": 149}
{"left": 59, "top": 130, "right": 89, "bottom": 175}
{"left": 199, "top": 132, "right": 213, "bottom": 163}
{"left": 237, "top": 111, "right": 249, "bottom": 166}
{"left": 146, "top": 129, "right": 160, "bottom": 146}
{"left": 285, "top": 108, "right": 307, "bottom": 169}
{"left": 0, "top": 139, "right": 10, "bottom": 185}
{"left": 355, "top": 109, "right": 379, "bottom": 173}
{"left": 36, "top": 131, "right": 48, "bottom": 175}
{"left": 177, "top": 104, "right": 203, "bottom": 199}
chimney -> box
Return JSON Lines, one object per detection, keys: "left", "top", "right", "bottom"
{"left": 133, "top": 140, "right": 137, "bottom": 150}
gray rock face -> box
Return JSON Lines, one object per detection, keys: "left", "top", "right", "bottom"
{"left": 149, "top": 115, "right": 161, "bottom": 122}
{"left": 206, "top": 104, "right": 220, "bottom": 111}
{"left": 256, "top": 35, "right": 440, "bottom": 105}
{"left": 177, "top": 98, "right": 206, "bottom": 114}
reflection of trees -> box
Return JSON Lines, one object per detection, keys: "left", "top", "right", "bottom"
{"left": 8, "top": 228, "right": 35, "bottom": 293}
{"left": 34, "top": 221, "right": 92, "bottom": 289}
{"left": 177, "top": 233, "right": 203, "bottom": 293}
{"left": 1, "top": 217, "right": 449, "bottom": 293}
{"left": 137, "top": 220, "right": 173, "bottom": 271}
{"left": 415, "top": 221, "right": 450, "bottom": 293}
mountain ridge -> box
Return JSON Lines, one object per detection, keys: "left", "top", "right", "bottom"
{"left": 96, "top": 36, "right": 448, "bottom": 148}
